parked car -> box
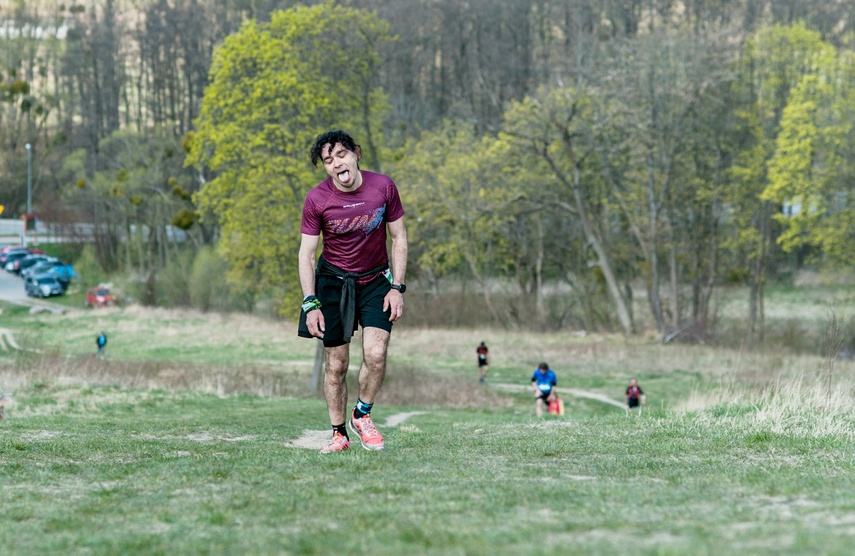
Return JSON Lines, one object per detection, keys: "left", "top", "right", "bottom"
{"left": 1, "top": 247, "right": 28, "bottom": 264}
{"left": 85, "top": 287, "right": 115, "bottom": 307}
{"left": 0, "top": 245, "right": 25, "bottom": 255}
{"left": 40, "top": 265, "right": 76, "bottom": 287}
{"left": 20, "top": 258, "right": 63, "bottom": 278}
{"left": 11, "top": 254, "right": 51, "bottom": 275}
{"left": 3, "top": 250, "right": 33, "bottom": 271}
{"left": 0, "top": 247, "right": 44, "bottom": 266}
{"left": 24, "top": 275, "right": 65, "bottom": 298}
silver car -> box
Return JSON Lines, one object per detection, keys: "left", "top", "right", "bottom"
{"left": 24, "top": 275, "right": 65, "bottom": 298}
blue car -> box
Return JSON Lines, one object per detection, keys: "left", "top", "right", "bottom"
{"left": 44, "top": 265, "right": 76, "bottom": 285}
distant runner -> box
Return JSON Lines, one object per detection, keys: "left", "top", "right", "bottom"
{"left": 626, "top": 378, "right": 646, "bottom": 412}
{"left": 476, "top": 341, "right": 489, "bottom": 383}
{"left": 531, "top": 362, "right": 557, "bottom": 418}
{"left": 96, "top": 331, "right": 107, "bottom": 360}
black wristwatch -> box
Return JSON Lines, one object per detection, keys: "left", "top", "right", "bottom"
{"left": 390, "top": 283, "right": 407, "bottom": 293}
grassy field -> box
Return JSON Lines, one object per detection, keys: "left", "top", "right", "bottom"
{"left": 2, "top": 293, "right": 855, "bottom": 555}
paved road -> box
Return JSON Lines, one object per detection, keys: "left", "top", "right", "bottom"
{"left": 0, "top": 267, "right": 70, "bottom": 314}
{"left": 0, "top": 267, "right": 28, "bottom": 302}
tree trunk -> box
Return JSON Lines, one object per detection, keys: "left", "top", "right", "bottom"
{"left": 646, "top": 154, "right": 666, "bottom": 333}
{"left": 535, "top": 217, "right": 545, "bottom": 323}
{"left": 310, "top": 339, "right": 324, "bottom": 393}
{"left": 571, "top": 166, "right": 634, "bottom": 335}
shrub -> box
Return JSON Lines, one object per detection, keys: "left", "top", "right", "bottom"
{"left": 74, "top": 244, "right": 107, "bottom": 289}
{"left": 189, "top": 246, "right": 230, "bottom": 312}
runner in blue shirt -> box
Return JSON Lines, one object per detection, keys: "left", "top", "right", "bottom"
{"left": 531, "top": 362, "right": 557, "bottom": 417}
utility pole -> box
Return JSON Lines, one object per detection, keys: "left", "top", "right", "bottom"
{"left": 25, "top": 143, "right": 32, "bottom": 214}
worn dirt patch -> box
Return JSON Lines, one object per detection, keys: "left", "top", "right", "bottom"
{"left": 285, "top": 429, "right": 332, "bottom": 450}
{"left": 285, "top": 411, "right": 426, "bottom": 450}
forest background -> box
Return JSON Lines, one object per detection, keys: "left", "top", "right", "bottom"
{"left": 3, "top": 0, "right": 855, "bottom": 350}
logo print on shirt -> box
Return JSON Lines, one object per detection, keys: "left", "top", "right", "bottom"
{"left": 329, "top": 205, "right": 386, "bottom": 235}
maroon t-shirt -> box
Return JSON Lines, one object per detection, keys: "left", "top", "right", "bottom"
{"left": 301, "top": 170, "right": 405, "bottom": 278}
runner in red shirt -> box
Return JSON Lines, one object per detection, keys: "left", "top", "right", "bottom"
{"left": 298, "top": 130, "right": 408, "bottom": 453}
{"left": 626, "top": 378, "right": 646, "bottom": 412}
{"left": 476, "top": 341, "right": 489, "bottom": 383}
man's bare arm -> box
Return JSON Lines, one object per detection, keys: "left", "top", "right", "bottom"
{"left": 388, "top": 217, "right": 408, "bottom": 285}
{"left": 298, "top": 233, "right": 320, "bottom": 297}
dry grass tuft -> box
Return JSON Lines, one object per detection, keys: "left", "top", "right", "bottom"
{"left": 677, "top": 373, "right": 855, "bottom": 439}
{"left": 0, "top": 354, "right": 513, "bottom": 411}
{"left": 381, "top": 364, "right": 512, "bottom": 409}
{"left": 0, "top": 353, "right": 307, "bottom": 399}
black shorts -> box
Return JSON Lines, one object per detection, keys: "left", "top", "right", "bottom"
{"left": 627, "top": 397, "right": 640, "bottom": 408}
{"left": 538, "top": 391, "right": 552, "bottom": 401}
{"left": 478, "top": 356, "right": 488, "bottom": 367}
{"left": 298, "top": 273, "right": 392, "bottom": 348}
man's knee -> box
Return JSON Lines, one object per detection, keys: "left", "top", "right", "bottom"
{"left": 362, "top": 328, "right": 390, "bottom": 367}
{"left": 363, "top": 344, "right": 388, "bottom": 368}
{"left": 324, "top": 347, "right": 349, "bottom": 376}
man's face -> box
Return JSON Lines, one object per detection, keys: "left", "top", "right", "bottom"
{"left": 321, "top": 142, "right": 361, "bottom": 191}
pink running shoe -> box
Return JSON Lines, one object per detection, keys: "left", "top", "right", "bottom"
{"left": 349, "top": 409, "right": 385, "bottom": 450}
{"left": 320, "top": 432, "right": 350, "bottom": 453}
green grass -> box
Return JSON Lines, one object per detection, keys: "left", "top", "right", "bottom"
{"left": 3, "top": 298, "right": 855, "bottom": 554}
{"left": 3, "top": 386, "right": 855, "bottom": 555}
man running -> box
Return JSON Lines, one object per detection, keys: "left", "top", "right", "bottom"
{"left": 96, "top": 331, "right": 108, "bottom": 360}
{"left": 476, "top": 341, "right": 489, "bottom": 383}
{"left": 626, "top": 378, "right": 646, "bottom": 412}
{"left": 531, "top": 362, "right": 557, "bottom": 418}
{"left": 298, "top": 130, "right": 408, "bottom": 453}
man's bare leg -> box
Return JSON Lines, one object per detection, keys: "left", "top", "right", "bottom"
{"left": 356, "top": 327, "right": 391, "bottom": 405}
{"left": 323, "top": 344, "right": 350, "bottom": 425}
{"left": 343, "top": 327, "right": 390, "bottom": 450}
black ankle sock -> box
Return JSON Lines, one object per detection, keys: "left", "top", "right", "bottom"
{"left": 332, "top": 423, "right": 348, "bottom": 438}
{"left": 353, "top": 398, "right": 373, "bottom": 419}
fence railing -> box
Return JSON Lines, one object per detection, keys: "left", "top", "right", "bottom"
{"left": 1, "top": 218, "right": 187, "bottom": 245}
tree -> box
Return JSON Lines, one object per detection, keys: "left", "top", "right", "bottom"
{"left": 728, "top": 23, "right": 836, "bottom": 340}
{"left": 61, "top": 0, "right": 126, "bottom": 173}
{"left": 0, "top": 0, "right": 61, "bottom": 216}
{"left": 763, "top": 47, "right": 855, "bottom": 267}
{"left": 390, "top": 122, "right": 542, "bottom": 327}
{"left": 591, "top": 27, "right": 736, "bottom": 335}
{"left": 62, "top": 129, "right": 195, "bottom": 303}
{"left": 187, "top": 2, "right": 393, "bottom": 316}
{"left": 502, "top": 86, "right": 635, "bottom": 334}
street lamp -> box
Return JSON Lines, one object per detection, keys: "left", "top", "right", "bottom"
{"left": 25, "top": 143, "right": 32, "bottom": 214}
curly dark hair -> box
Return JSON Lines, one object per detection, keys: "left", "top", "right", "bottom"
{"left": 310, "top": 130, "right": 361, "bottom": 167}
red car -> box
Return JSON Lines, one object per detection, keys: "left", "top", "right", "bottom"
{"left": 85, "top": 287, "right": 115, "bottom": 307}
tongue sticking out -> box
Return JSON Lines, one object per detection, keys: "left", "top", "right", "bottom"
{"left": 338, "top": 170, "right": 351, "bottom": 184}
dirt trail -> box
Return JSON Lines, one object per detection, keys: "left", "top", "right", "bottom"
{"left": 491, "top": 382, "right": 627, "bottom": 409}
{"left": 285, "top": 411, "right": 426, "bottom": 450}
{"left": 0, "top": 327, "right": 22, "bottom": 351}
{"left": 285, "top": 383, "right": 626, "bottom": 451}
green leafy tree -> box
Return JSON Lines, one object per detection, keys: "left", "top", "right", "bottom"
{"left": 187, "top": 2, "right": 392, "bottom": 316}
{"left": 390, "top": 122, "right": 538, "bottom": 327}
{"left": 189, "top": 245, "right": 231, "bottom": 312}
{"left": 728, "top": 23, "right": 835, "bottom": 340}
{"left": 763, "top": 50, "right": 855, "bottom": 267}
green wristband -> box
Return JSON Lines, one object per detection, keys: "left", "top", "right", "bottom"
{"left": 302, "top": 296, "right": 322, "bottom": 313}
